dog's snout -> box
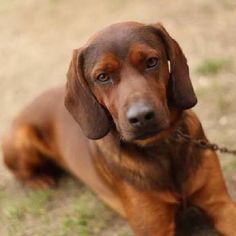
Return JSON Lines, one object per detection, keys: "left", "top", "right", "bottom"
{"left": 127, "top": 102, "right": 155, "bottom": 128}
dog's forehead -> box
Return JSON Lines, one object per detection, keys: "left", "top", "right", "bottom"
{"left": 87, "top": 22, "right": 145, "bottom": 45}
{"left": 83, "top": 22, "right": 161, "bottom": 63}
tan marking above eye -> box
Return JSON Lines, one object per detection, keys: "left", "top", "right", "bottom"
{"left": 92, "top": 53, "right": 120, "bottom": 80}
{"left": 128, "top": 43, "right": 160, "bottom": 66}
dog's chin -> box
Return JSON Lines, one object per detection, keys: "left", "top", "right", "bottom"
{"left": 122, "top": 124, "right": 171, "bottom": 146}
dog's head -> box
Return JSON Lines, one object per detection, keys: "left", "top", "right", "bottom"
{"left": 65, "top": 22, "right": 197, "bottom": 141}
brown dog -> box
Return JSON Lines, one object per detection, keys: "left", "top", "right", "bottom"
{"left": 2, "top": 22, "right": 236, "bottom": 236}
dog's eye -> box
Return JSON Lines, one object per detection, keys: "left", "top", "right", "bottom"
{"left": 146, "top": 57, "right": 159, "bottom": 69}
{"left": 96, "top": 73, "right": 111, "bottom": 83}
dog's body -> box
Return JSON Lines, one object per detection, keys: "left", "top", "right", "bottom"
{"left": 2, "top": 22, "right": 236, "bottom": 235}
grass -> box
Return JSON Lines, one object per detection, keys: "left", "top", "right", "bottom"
{"left": 230, "top": 160, "right": 236, "bottom": 170}
{"left": 60, "top": 191, "right": 113, "bottom": 236}
{"left": 3, "top": 189, "right": 54, "bottom": 218}
{"left": 0, "top": 179, "right": 132, "bottom": 236}
{"left": 195, "top": 57, "right": 233, "bottom": 113}
{"left": 0, "top": 188, "right": 54, "bottom": 236}
{"left": 195, "top": 58, "right": 231, "bottom": 76}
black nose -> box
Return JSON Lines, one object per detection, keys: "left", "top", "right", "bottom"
{"left": 127, "top": 102, "right": 155, "bottom": 128}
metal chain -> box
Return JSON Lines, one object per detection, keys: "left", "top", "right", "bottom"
{"left": 172, "top": 129, "right": 236, "bottom": 156}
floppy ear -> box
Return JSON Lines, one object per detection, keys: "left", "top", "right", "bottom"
{"left": 64, "top": 49, "right": 110, "bottom": 139}
{"left": 151, "top": 23, "right": 197, "bottom": 109}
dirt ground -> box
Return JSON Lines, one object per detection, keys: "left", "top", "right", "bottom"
{"left": 0, "top": 0, "right": 236, "bottom": 235}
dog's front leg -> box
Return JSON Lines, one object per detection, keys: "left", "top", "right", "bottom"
{"left": 121, "top": 185, "right": 177, "bottom": 236}
{"left": 190, "top": 150, "right": 236, "bottom": 236}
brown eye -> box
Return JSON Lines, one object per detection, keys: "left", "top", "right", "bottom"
{"left": 96, "top": 73, "right": 111, "bottom": 83}
{"left": 146, "top": 57, "right": 159, "bottom": 69}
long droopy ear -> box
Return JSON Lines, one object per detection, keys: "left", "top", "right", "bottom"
{"left": 64, "top": 49, "right": 110, "bottom": 139}
{"left": 151, "top": 23, "right": 197, "bottom": 109}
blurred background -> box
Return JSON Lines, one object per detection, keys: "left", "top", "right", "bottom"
{"left": 0, "top": 0, "right": 236, "bottom": 235}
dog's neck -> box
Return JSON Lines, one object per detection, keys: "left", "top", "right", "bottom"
{"left": 94, "top": 110, "right": 202, "bottom": 194}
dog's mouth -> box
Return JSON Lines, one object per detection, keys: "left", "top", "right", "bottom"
{"left": 121, "top": 123, "right": 170, "bottom": 144}
{"left": 134, "top": 128, "right": 164, "bottom": 140}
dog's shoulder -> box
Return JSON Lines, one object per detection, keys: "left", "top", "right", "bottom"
{"left": 182, "top": 110, "right": 206, "bottom": 139}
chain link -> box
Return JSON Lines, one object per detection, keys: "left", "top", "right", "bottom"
{"left": 172, "top": 129, "right": 236, "bottom": 156}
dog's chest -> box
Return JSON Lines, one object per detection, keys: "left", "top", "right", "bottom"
{"left": 106, "top": 142, "right": 193, "bottom": 193}
{"left": 139, "top": 148, "right": 189, "bottom": 192}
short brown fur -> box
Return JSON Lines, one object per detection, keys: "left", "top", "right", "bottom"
{"left": 2, "top": 22, "right": 236, "bottom": 235}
